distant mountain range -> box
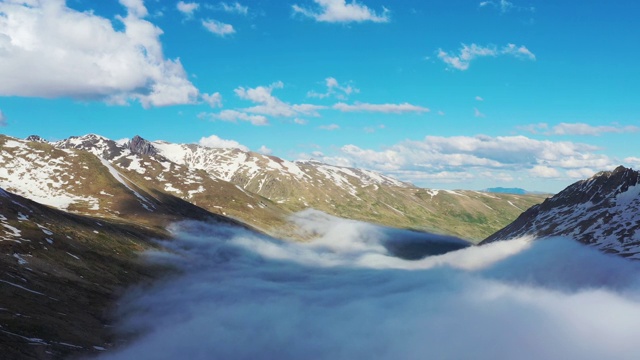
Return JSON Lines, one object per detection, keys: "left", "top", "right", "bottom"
{"left": 482, "top": 166, "right": 640, "bottom": 259}
{"left": 2, "top": 132, "right": 639, "bottom": 358}
{"left": 1, "top": 133, "right": 547, "bottom": 241}
{"left": 484, "top": 187, "right": 528, "bottom": 195}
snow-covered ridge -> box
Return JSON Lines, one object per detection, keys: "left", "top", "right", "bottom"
{"left": 153, "top": 140, "right": 409, "bottom": 191}
{"left": 0, "top": 137, "right": 100, "bottom": 210}
{"left": 483, "top": 166, "right": 640, "bottom": 258}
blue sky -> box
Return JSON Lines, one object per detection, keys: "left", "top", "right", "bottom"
{"left": 0, "top": 0, "right": 638, "bottom": 192}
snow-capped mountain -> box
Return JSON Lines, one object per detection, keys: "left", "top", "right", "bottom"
{"left": 151, "top": 138, "right": 547, "bottom": 240}
{"left": 0, "top": 133, "right": 547, "bottom": 241}
{"left": 482, "top": 166, "right": 640, "bottom": 258}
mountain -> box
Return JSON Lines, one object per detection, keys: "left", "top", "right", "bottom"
{"left": 0, "top": 185, "right": 193, "bottom": 359}
{"left": 482, "top": 166, "right": 640, "bottom": 258}
{"left": 1, "top": 133, "right": 548, "bottom": 242}
{"left": 0, "top": 132, "right": 550, "bottom": 358}
{"left": 483, "top": 187, "right": 528, "bottom": 195}
{"left": 151, "top": 139, "right": 548, "bottom": 241}
{"left": 1, "top": 134, "right": 288, "bottom": 234}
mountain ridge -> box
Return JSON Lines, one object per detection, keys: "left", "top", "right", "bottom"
{"left": 482, "top": 165, "right": 640, "bottom": 258}
{"left": 2, "top": 133, "right": 547, "bottom": 241}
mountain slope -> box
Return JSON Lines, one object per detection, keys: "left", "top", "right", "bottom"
{"left": 2, "top": 133, "right": 547, "bottom": 241}
{"left": 152, "top": 139, "right": 548, "bottom": 241}
{"left": 0, "top": 185, "right": 168, "bottom": 359}
{"left": 482, "top": 166, "right": 640, "bottom": 258}
{"left": 0, "top": 134, "right": 288, "bottom": 235}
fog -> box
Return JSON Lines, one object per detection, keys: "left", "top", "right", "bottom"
{"left": 100, "top": 210, "right": 640, "bottom": 360}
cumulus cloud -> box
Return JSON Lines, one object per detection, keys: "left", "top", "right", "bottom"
{"left": 292, "top": 0, "right": 390, "bottom": 23}
{"left": 0, "top": 110, "right": 6, "bottom": 127}
{"left": 624, "top": 157, "right": 640, "bottom": 168}
{"left": 176, "top": 1, "right": 199, "bottom": 16}
{"left": 529, "top": 165, "right": 561, "bottom": 178}
{"left": 202, "top": 92, "right": 223, "bottom": 108}
{"left": 234, "top": 81, "right": 326, "bottom": 117}
{"left": 333, "top": 102, "right": 430, "bottom": 114}
{"left": 311, "top": 135, "right": 614, "bottom": 186}
{"left": 0, "top": 0, "right": 199, "bottom": 108}
{"left": 200, "top": 109, "right": 269, "bottom": 126}
{"left": 308, "top": 77, "right": 359, "bottom": 100}
{"left": 257, "top": 145, "right": 272, "bottom": 155}
{"left": 202, "top": 19, "right": 235, "bottom": 36}
{"left": 198, "top": 134, "right": 249, "bottom": 151}
{"left": 437, "top": 43, "right": 536, "bottom": 70}
{"left": 475, "top": 96, "right": 484, "bottom": 101}
{"left": 101, "top": 215, "right": 640, "bottom": 360}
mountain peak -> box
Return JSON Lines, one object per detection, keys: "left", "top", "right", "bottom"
{"left": 128, "top": 135, "right": 158, "bottom": 156}
{"left": 25, "top": 135, "right": 47, "bottom": 143}
{"left": 482, "top": 166, "right": 640, "bottom": 258}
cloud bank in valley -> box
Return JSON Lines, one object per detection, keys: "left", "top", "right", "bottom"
{"left": 100, "top": 210, "right": 640, "bottom": 360}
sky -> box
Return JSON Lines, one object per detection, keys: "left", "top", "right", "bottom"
{"left": 100, "top": 214, "right": 640, "bottom": 360}
{"left": 0, "top": 0, "right": 639, "bottom": 192}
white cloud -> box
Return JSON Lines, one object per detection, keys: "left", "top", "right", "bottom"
{"left": 220, "top": 2, "right": 249, "bottom": 15}
{"left": 198, "top": 134, "right": 249, "bottom": 151}
{"left": 319, "top": 124, "right": 340, "bottom": 131}
{"left": 529, "top": 165, "right": 561, "bottom": 178}
{"left": 202, "top": 92, "right": 223, "bottom": 108}
{"left": 479, "top": 0, "right": 514, "bottom": 12}
{"left": 437, "top": 43, "right": 536, "bottom": 71}
{"left": 550, "top": 123, "right": 640, "bottom": 136}
{"left": 308, "top": 77, "right": 359, "bottom": 100}
{"left": 120, "top": 0, "right": 149, "bottom": 17}
{"left": 480, "top": 0, "right": 534, "bottom": 13}
{"left": 257, "top": 145, "right": 273, "bottom": 155}
{"left": 294, "top": 118, "right": 308, "bottom": 125}
{"left": 0, "top": 0, "right": 199, "bottom": 107}
{"left": 501, "top": 43, "right": 536, "bottom": 60}
{"left": 235, "top": 82, "right": 326, "bottom": 117}
{"left": 177, "top": 1, "right": 200, "bottom": 16}
{"left": 0, "top": 109, "right": 6, "bottom": 126}
{"left": 566, "top": 168, "right": 596, "bottom": 179}
{"left": 311, "top": 135, "right": 614, "bottom": 187}
{"left": 202, "top": 19, "right": 235, "bottom": 36}
{"left": 521, "top": 122, "right": 640, "bottom": 136}
{"left": 475, "top": 96, "right": 484, "bottom": 101}
{"left": 333, "top": 102, "right": 430, "bottom": 114}
{"left": 624, "top": 157, "right": 640, "bottom": 169}
{"left": 293, "top": 0, "right": 390, "bottom": 23}
{"left": 105, "top": 219, "right": 640, "bottom": 360}
{"left": 201, "top": 110, "right": 269, "bottom": 126}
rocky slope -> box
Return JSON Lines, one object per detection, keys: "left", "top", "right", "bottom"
{"left": 482, "top": 166, "right": 640, "bottom": 258}
{"left": 152, "top": 138, "right": 548, "bottom": 240}
{"left": 1, "top": 133, "right": 547, "bottom": 240}
{"left": 0, "top": 185, "right": 184, "bottom": 359}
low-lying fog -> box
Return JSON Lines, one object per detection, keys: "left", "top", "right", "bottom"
{"left": 100, "top": 209, "right": 640, "bottom": 360}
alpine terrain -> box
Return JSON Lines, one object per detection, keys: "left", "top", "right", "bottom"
{"left": 482, "top": 166, "right": 640, "bottom": 259}
{"left": 2, "top": 134, "right": 548, "bottom": 241}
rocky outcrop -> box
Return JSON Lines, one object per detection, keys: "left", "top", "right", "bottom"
{"left": 482, "top": 166, "right": 640, "bottom": 258}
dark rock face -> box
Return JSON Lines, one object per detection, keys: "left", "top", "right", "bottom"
{"left": 482, "top": 166, "right": 640, "bottom": 258}
{"left": 128, "top": 135, "right": 158, "bottom": 156}
{"left": 25, "top": 135, "right": 47, "bottom": 143}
